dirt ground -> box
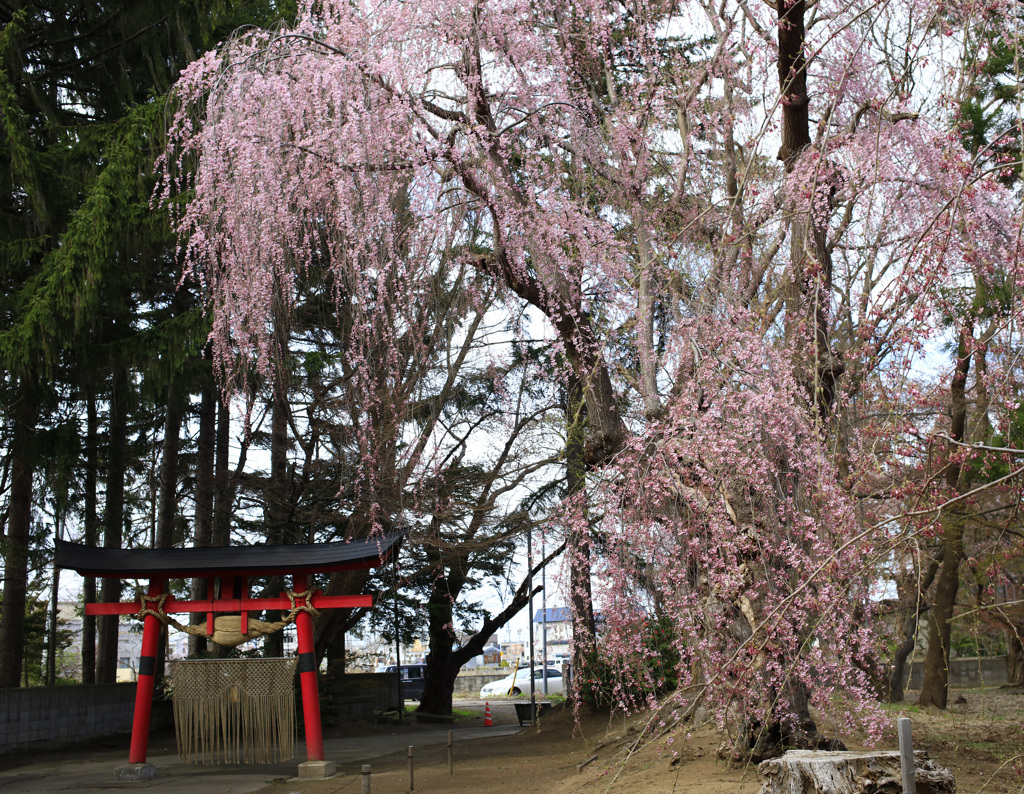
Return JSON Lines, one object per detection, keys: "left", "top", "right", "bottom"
{"left": 260, "top": 688, "right": 1024, "bottom": 794}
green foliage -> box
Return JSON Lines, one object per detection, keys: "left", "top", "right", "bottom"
{"left": 0, "top": 597, "right": 73, "bottom": 686}
{"left": 970, "top": 402, "right": 1024, "bottom": 482}
{"left": 577, "top": 618, "right": 680, "bottom": 709}
{"left": 956, "top": 17, "right": 1021, "bottom": 183}
{"left": 0, "top": 10, "right": 47, "bottom": 227}
{"left": 951, "top": 625, "right": 1007, "bottom": 658}
{"left": 360, "top": 588, "right": 428, "bottom": 648}
{"left": 1, "top": 101, "right": 177, "bottom": 374}
{"left": 296, "top": 672, "right": 338, "bottom": 731}
{"left": 0, "top": 0, "right": 301, "bottom": 376}
{"left": 20, "top": 599, "right": 48, "bottom": 686}
{"left": 0, "top": 1, "right": 310, "bottom": 690}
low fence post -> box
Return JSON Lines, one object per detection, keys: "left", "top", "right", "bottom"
{"left": 361, "top": 763, "right": 371, "bottom": 794}
{"left": 408, "top": 745, "right": 414, "bottom": 791}
{"left": 898, "top": 717, "right": 917, "bottom": 794}
{"left": 447, "top": 730, "right": 454, "bottom": 777}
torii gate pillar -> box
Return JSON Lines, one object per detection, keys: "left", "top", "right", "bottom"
{"left": 128, "top": 578, "right": 166, "bottom": 766}
{"left": 294, "top": 572, "right": 326, "bottom": 765}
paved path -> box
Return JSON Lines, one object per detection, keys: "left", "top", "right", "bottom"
{"left": 0, "top": 716, "right": 521, "bottom": 793}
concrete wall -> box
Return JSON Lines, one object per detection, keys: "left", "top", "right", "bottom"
{"left": 0, "top": 683, "right": 173, "bottom": 754}
{"left": 454, "top": 671, "right": 508, "bottom": 696}
{"left": 323, "top": 672, "right": 401, "bottom": 718}
{"left": 907, "top": 656, "right": 1008, "bottom": 689}
{"left": 327, "top": 669, "right": 531, "bottom": 700}
{"left": 326, "top": 670, "right": 516, "bottom": 704}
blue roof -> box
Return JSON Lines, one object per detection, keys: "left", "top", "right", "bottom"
{"left": 533, "top": 607, "right": 571, "bottom": 623}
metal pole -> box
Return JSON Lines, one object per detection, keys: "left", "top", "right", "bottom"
{"left": 394, "top": 553, "right": 402, "bottom": 723}
{"left": 408, "top": 746, "right": 415, "bottom": 791}
{"left": 541, "top": 534, "right": 548, "bottom": 695}
{"left": 898, "top": 717, "right": 917, "bottom": 794}
{"left": 527, "top": 528, "right": 536, "bottom": 724}
{"left": 361, "top": 764, "right": 371, "bottom": 794}
{"left": 46, "top": 517, "right": 63, "bottom": 686}
{"left": 507, "top": 658, "right": 520, "bottom": 696}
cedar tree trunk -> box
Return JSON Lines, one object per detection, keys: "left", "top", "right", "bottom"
{"left": 0, "top": 380, "right": 38, "bottom": 688}
{"left": 153, "top": 378, "right": 184, "bottom": 682}
{"left": 212, "top": 397, "right": 231, "bottom": 547}
{"left": 97, "top": 365, "right": 128, "bottom": 683}
{"left": 81, "top": 388, "right": 99, "bottom": 683}
{"left": 189, "top": 362, "right": 217, "bottom": 656}
{"left": 262, "top": 380, "right": 291, "bottom": 659}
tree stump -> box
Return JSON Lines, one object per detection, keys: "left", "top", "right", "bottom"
{"left": 758, "top": 750, "right": 956, "bottom": 794}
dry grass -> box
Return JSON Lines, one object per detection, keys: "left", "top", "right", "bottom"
{"left": 260, "top": 688, "right": 1024, "bottom": 794}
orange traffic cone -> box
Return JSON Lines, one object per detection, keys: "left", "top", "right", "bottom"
{"left": 484, "top": 702, "right": 493, "bottom": 727}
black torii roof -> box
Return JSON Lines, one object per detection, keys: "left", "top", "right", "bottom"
{"left": 55, "top": 531, "right": 405, "bottom": 579}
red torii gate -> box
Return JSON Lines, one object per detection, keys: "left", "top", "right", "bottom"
{"left": 55, "top": 532, "right": 403, "bottom": 777}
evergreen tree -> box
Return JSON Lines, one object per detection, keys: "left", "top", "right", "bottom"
{"left": 0, "top": 0, "right": 293, "bottom": 686}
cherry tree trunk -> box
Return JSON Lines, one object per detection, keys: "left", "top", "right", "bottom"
{"left": 566, "top": 369, "right": 596, "bottom": 687}
{"left": 1006, "top": 628, "right": 1024, "bottom": 686}
{"left": 886, "top": 630, "right": 917, "bottom": 703}
{"left": 917, "top": 523, "right": 964, "bottom": 708}
{"left": 919, "top": 331, "right": 971, "bottom": 709}
{"left": 758, "top": 750, "right": 955, "bottom": 794}
{"left": 418, "top": 649, "right": 459, "bottom": 717}
{"left": 325, "top": 630, "right": 345, "bottom": 677}
{"left": 418, "top": 560, "right": 538, "bottom": 716}
{"left": 418, "top": 582, "right": 462, "bottom": 716}
{"left": 885, "top": 560, "right": 938, "bottom": 702}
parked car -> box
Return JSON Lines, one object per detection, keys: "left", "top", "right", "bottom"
{"left": 479, "top": 666, "right": 564, "bottom": 698}
{"left": 379, "top": 663, "right": 428, "bottom": 700}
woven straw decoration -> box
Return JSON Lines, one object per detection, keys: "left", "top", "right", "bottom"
{"left": 170, "top": 657, "right": 297, "bottom": 765}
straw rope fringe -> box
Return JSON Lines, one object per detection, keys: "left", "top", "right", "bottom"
{"left": 170, "top": 658, "right": 297, "bottom": 764}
